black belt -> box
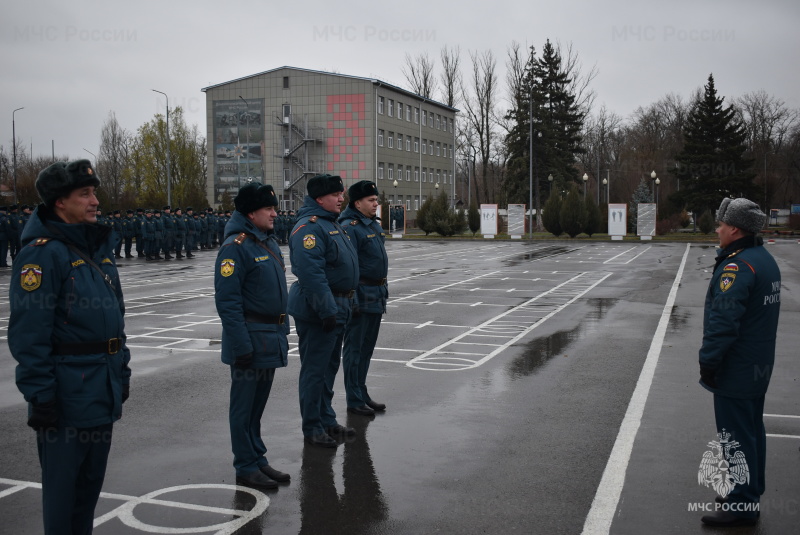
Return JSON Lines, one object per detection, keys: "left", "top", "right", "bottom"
{"left": 360, "top": 277, "right": 387, "bottom": 286}
{"left": 53, "top": 338, "right": 121, "bottom": 355}
{"left": 331, "top": 289, "right": 355, "bottom": 298}
{"left": 244, "top": 311, "right": 286, "bottom": 324}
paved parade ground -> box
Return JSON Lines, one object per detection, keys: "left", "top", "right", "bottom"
{"left": 0, "top": 239, "right": 798, "bottom": 534}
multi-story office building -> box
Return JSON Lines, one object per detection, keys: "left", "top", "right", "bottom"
{"left": 202, "top": 66, "right": 457, "bottom": 218}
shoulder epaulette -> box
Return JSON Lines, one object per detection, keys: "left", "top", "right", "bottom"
{"left": 309, "top": 216, "right": 318, "bottom": 223}
{"left": 32, "top": 238, "right": 51, "bottom": 246}
{"left": 233, "top": 232, "right": 248, "bottom": 245}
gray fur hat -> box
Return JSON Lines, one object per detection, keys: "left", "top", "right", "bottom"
{"left": 36, "top": 159, "right": 100, "bottom": 207}
{"left": 716, "top": 197, "right": 766, "bottom": 234}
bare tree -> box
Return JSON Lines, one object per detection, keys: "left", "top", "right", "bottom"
{"left": 439, "top": 45, "right": 462, "bottom": 108}
{"left": 402, "top": 52, "right": 437, "bottom": 99}
{"left": 556, "top": 41, "right": 598, "bottom": 118}
{"left": 98, "top": 111, "right": 131, "bottom": 209}
{"left": 462, "top": 49, "right": 499, "bottom": 205}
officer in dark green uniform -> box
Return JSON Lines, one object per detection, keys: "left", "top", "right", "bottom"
{"left": 339, "top": 181, "right": 389, "bottom": 416}
{"left": 215, "top": 182, "right": 290, "bottom": 490}
{"left": 123, "top": 209, "right": 135, "bottom": 258}
{"left": 0, "top": 205, "right": 9, "bottom": 267}
{"left": 8, "top": 159, "right": 131, "bottom": 534}
{"left": 134, "top": 208, "right": 145, "bottom": 257}
{"left": 698, "top": 197, "right": 781, "bottom": 527}
{"left": 288, "top": 174, "right": 359, "bottom": 448}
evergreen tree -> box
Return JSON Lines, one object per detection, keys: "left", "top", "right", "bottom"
{"left": 503, "top": 41, "right": 585, "bottom": 225}
{"left": 583, "top": 195, "right": 602, "bottom": 236}
{"left": 698, "top": 209, "right": 715, "bottom": 234}
{"left": 542, "top": 191, "right": 563, "bottom": 237}
{"left": 416, "top": 197, "right": 435, "bottom": 235}
{"left": 560, "top": 186, "right": 587, "bottom": 238}
{"left": 467, "top": 201, "right": 481, "bottom": 235}
{"left": 670, "top": 74, "right": 756, "bottom": 214}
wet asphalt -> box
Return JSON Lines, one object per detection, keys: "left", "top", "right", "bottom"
{"left": 0, "top": 239, "right": 798, "bottom": 534}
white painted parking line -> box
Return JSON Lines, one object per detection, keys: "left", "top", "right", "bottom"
{"left": 765, "top": 413, "right": 800, "bottom": 419}
{"left": 603, "top": 246, "right": 652, "bottom": 264}
{"left": 0, "top": 478, "right": 268, "bottom": 534}
{"left": 767, "top": 434, "right": 800, "bottom": 439}
{"left": 581, "top": 243, "right": 691, "bottom": 535}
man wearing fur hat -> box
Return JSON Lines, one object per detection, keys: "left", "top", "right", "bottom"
{"left": 339, "top": 180, "right": 388, "bottom": 416}
{"left": 214, "top": 182, "right": 291, "bottom": 489}
{"left": 698, "top": 197, "right": 781, "bottom": 527}
{"left": 7, "top": 159, "right": 131, "bottom": 534}
{"left": 288, "top": 174, "right": 359, "bottom": 448}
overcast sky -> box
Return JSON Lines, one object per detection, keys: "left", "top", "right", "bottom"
{"left": 3, "top": 0, "right": 799, "bottom": 163}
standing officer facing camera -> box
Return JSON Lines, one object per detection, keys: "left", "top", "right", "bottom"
{"left": 339, "top": 180, "right": 389, "bottom": 417}
{"left": 7, "top": 159, "right": 131, "bottom": 534}
{"left": 214, "top": 182, "right": 291, "bottom": 490}
{"left": 698, "top": 197, "right": 781, "bottom": 528}
{"left": 288, "top": 174, "right": 359, "bottom": 448}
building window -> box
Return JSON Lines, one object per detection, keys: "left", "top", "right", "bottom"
{"left": 422, "top": 168, "right": 427, "bottom": 182}
{"left": 406, "top": 169, "right": 411, "bottom": 181}
{"left": 396, "top": 164, "right": 403, "bottom": 180}
{"left": 414, "top": 137, "right": 419, "bottom": 152}
{"left": 388, "top": 99, "right": 394, "bottom": 117}
{"left": 414, "top": 167, "right": 419, "bottom": 182}
{"left": 377, "top": 129, "right": 384, "bottom": 146}
{"left": 406, "top": 137, "right": 411, "bottom": 151}
{"left": 389, "top": 195, "right": 395, "bottom": 205}
{"left": 283, "top": 76, "right": 289, "bottom": 89}
{"left": 387, "top": 132, "right": 394, "bottom": 149}
{"left": 397, "top": 101, "right": 402, "bottom": 118}
{"left": 414, "top": 107, "right": 419, "bottom": 124}
{"left": 442, "top": 117, "right": 447, "bottom": 132}
{"left": 378, "top": 96, "right": 384, "bottom": 114}
{"left": 378, "top": 163, "right": 384, "bottom": 180}
{"left": 414, "top": 196, "right": 420, "bottom": 211}
{"left": 406, "top": 199, "right": 410, "bottom": 211}
{"left": 397, "top": 133, "right": 402, "bottom": 150}
{"left": 449, "top": 117, "right": 453, "bottom": 133}
{"left": 406, "top": 105, "right": 412, "bottom": 121}
{"left": 422, "top": 110, "right": 427, "bottom": 126}
{"left": 436, "top": 170, "right": 441, "bottom": 183}
{"left": 422, "top": 139, "right": 427, "bottom": 154}
{"left": 436, "top": 142, "right": 441, "bottom": 157}
{"left": 449, "top": 144, "right": 453, "bottom": 158}
{"left": 429, "top": 141, "right": 433, "bottom": 154}
{"left": 388, "top": 164, "right": 394, "bottom": 180}
{"left": 436, "top": 114, "right": 441, "bottom": 129}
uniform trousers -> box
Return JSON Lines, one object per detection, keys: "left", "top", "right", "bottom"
{"left": 229, "top": 366, "right": 274, "bottom": 476}
{"left": 295, "top": 319, "right": 344, "bottom": 437}
{"left": 342, "top": 311, "right": 382, "bottom": 407}
{"left": 713, "top": 394, "right": 766, "bottom": 518}
{"left": 37, "top": 423, "right": 113, "bottom": 535}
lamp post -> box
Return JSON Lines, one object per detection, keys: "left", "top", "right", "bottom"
{"left": 602, "top": 177, "right": 608, "bottom": 204}
{"left": 238, "top": 96, "right": 251, "bottom": 183}
{"left": 83, "top": 148, "right": 97, "bottom": 162}
{"left": 548, "top": 173, "right": 553, "bottom": 195}
{"left": 152, "top": 89, "right": 171, "bottom": 206}
{"left": 582, "top": 173, "right": 589, "bottom": 200}
{"left": 650, "top": 170, "right": 657, "bottom": 203}
{"left": 12, "top": 107, "right": 24, "bottom": 205}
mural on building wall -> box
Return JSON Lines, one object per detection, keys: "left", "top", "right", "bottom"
{"left": 213, "top": 99, "right": 265, "bottom": 202}
{"left": 326, "top": 94, "right": 367, "bottom": 180}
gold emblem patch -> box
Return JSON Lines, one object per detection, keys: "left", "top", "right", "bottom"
{"left": 220, "top": 259, "right": 235, "bottom": 277}
{"left": 20, "top": 264, "right": 42, "bottom": 292}
{"left": 720, "top": 272, "right": 736, "bottom": 292}
{"left": 303, "top": 234, "right": 316, "bottom": 250}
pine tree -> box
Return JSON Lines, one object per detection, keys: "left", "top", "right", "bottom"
{"left": 542, "top": 192, "right": 563, "bottom": 237}
{"left": 670, "top": 74, "right": 756, "bottom": 214}
{"left": 584, "top": 195, "right": 602, "bottom": 236}
{"left": 467, "top": 202, "right": 480, "bottom": 236}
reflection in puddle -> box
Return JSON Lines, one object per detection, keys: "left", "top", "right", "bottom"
{"left": 504, "top": 245, "right": 579, "bottom": 267}
{"left": 506, "top": 298, "right": 617, "bottom": 378}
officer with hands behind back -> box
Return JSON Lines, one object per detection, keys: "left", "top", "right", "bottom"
{"left": 8, "top": 159, "right": 131, "bottom": 534}
{"left": 214, "top": 182, "right": 291, "bottom": 490}
{"left": 288, "top": 174, "right": 359, "bottom": 448}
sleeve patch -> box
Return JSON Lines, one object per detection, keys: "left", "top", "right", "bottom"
{"left": 220, "top": 259, "right": 235, "bottom": 277}
{"left": 723, "top": 263, "right": 738, "bottom": 272}
{"left": 20, "top": 264, "right": 43, "bottom": 291}
{"left": 303, "top": 234, "right": 317, "bottom": 249}
{"left": 719, "top": 273, "right": 736, "bottom": 292}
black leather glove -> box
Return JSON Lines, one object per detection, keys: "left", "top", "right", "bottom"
{"left": 351, "top": 306, "right": 361, "bottom": 319}
{"left": 122, "top": 384, "right": 130, "bottom": 403}
{"left": 234, "top": 352, "right": 254, "bottom": 369}
{"left": 27, "top": 400, "right": 58, "bottom": 431}
{"left": 700, "top": 366, "right": 717, "bottom": 388}
{"left": 322, "top": 315, "right": 337, "bottom": 333}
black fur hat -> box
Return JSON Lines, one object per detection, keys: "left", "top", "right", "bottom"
{"left": 35, "top": 159, "right": 100, "bottom": 207}
{"left": 307, "top": 174, "right": 344, "bottom": 199}
{"left": 348, "top": 180, "right": 379, "bottom": 206}
{"left": 234, "top": 182, "right": 279, "bottom": 214}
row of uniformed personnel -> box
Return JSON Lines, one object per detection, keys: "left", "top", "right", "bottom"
{"left": 0, "top": 204, "right": 34, "bottom": 266}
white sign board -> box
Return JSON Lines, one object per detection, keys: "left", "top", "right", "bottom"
{"left": 507, "top": 204, "right": 525, "bottom": 239}
{"left": 637, "top": 203, "right": 656, "bottom": 239}
{"left": 480, "top": 204, "right": 498, "bottom": 238}
{"left": 608, "top": 204, "right": 627, "bottom": 239}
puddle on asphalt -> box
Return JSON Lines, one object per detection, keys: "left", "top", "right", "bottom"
{"left": 505, "top": 297, "right": 617, "bottom": 378}
{"left": 504, "top": 245, "right": 578, "bottom": 266}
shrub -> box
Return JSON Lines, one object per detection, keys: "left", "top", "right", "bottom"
{"left": 698, "top": 210, "right": 715, "bottom": 234}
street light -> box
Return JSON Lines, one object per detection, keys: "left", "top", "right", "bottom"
{"left": 602, "top": 177, "right": 608, "bottom": 204}
{"left": 650, "top": 170, "right": 657, "bottom": 204}
{"left": 582, "top": 173, "right": 589, "bottom": 200}
{"left": 12, "top": 107, "right": 23, "bottom": 205}
{"left": 152, "top": 89, "right": 171, "bottom": 206}
{"left": 83, "top": 148, "right": 97, "bottom": 162}
{"left": 548, "top": 173, "right": 553, "bottom": 195}
{"left": 239, "top": 96, "right": 251, "bottom": 183}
